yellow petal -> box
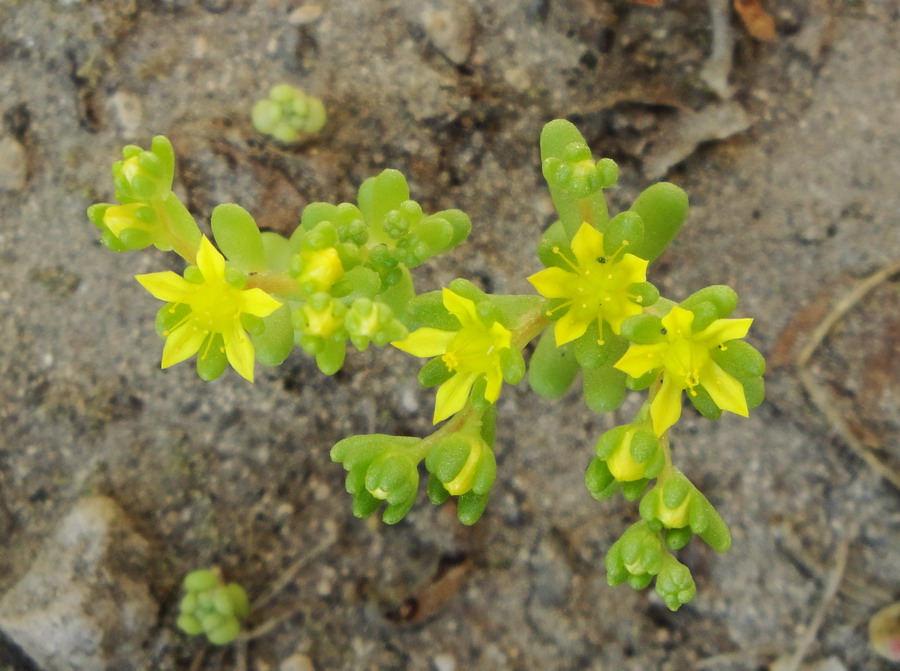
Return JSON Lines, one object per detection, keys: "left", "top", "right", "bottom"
{"left": 225, "top": 325, "right": 256, "bottom": 382}
{"left": 442, "top": 288, "right": 479, "bottom": 327}
{"left": 699, "top": 361, "right": 748, "bottom": 417}
{"left": 160, "top": 323, "right": 206, "bottom": 368}
{"left": 135, "top": 271, "right": 194, "bottom": 303}
{"left": 661, "top": 305, "right": 695, "bottom": 338}
{"left": 650, "top": 374, "right": 683, "bottom": 436}
{"left": 433, "top": 372, "right": 477, "bottom": 424}
{"left": 570, "top": 223, "right": 605, "bottom": 266}
{"left": 483, "top": 368, "right": 504, "bottom": 402}
{"left": 620, "top": 253, "right": 649, "bottom": 284}
{"left": 614, "top": 343, "right": 667, "bottom": 378}
{"left": 554, "top": 308, "right": 589, "bottom": 346}
{"left": 527, "top": 267, "right": 572, "bottom": 299}
{"left": 696, "top": 318, "right": 753, "bottom": 348}
{"left": 393, "top": 327, "right": 455, "bottom": 358}
{"left": 196, "top": 237, "right": 226, "bottom": 283}
{"left": 239, "top": 287, "right": 282, "bottom": 318}
{"left": 488, "top": 322, "right": 512, "bottom": 351}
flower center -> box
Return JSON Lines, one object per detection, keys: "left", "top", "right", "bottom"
{"left": 442, "top": 323, "right": 509, "bottom": 374}
{"left": 662, "top": 338, "right": 710, "bottom": 395}
{"left": 185, "top": 280, "right": 243, "bottom": 334}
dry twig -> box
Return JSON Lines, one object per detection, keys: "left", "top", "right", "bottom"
{"left": 796, "top": 261, "right": 900, "bottom": 492}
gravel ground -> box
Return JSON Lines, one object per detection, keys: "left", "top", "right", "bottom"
{"left": 0, "top": 1, "right": 898, "bottom": 670}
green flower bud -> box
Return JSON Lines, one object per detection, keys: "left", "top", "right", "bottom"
{"left": 655, "top": 553, "right": 696, "bottom": 611}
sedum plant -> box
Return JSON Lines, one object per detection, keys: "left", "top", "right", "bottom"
{"left": 251, "top": 84, "right": 327, "bottom": 143}
{"left": 88, "top": 119, "right": 765, "bottom": 611}
{"left": 176, "top": 569, "right": 250, "bottom": 645}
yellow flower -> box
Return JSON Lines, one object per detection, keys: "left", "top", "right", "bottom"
{"left": 135, "top": 237, "right": 282, "bottom": 382}
{"left": 527, "top": 222, "right": 648, "bottom": 345}
{"left": 296, "top": 247, "right": 343, "bottom": 293}
{"left": 614, "top": 305, "right": 753, "bottom": 436}
{"left": 393, "top": 289, "right": 512, "bottom": 424}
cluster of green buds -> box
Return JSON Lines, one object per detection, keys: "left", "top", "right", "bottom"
{"left": 90, "top": 116, "right": 766, "bottom": 612}
{"left": 251, "top": 84, "right": 327, "bottom": 143}
{"left": 176, "top": 569, "right": 250, "bottom": 645}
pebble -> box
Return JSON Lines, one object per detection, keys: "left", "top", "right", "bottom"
{"left": 288, "top": 5, "right": 324, "bottom": 25}
{"left": 0, "top": 496, "right": 157, "bottom": 671}
{"left": 0, "top": 136, "right": 27, "bottom": 191}
{"left": 420, "top": 0, "right": 476, "bottom": 65}
{"left": 432, "top": 653, "right": 457, "bottom": 671}
{"left": 108, "top": 90, "right": 143, "bottom": 137}
{"left": 280, "top": 654, "right": 316, "bottom": 671}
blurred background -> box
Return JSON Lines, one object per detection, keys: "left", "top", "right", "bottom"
{"left": 0, "top": 0, "right": 897, "bottom": 669}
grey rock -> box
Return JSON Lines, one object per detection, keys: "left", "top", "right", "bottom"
{"left": 0, "top": 136, "right": 27, "bottom": 191}
{"left": 280, "top": 653, "right": 316, "bottom": 671}
{"left": 0, "top": 496, "right": 157, "bottom": 671}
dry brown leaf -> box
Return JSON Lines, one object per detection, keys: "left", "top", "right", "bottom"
{"left": 734, "top": 0, "right": 777, "bottom": 41}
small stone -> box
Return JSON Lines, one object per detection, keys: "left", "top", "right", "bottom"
{"left": 0, "top": 136, "right": 27, "bottom": 191}
{"left": 433, "top": 653, "right": 457, "bottom": 671}
{"left": 0, "top": 496, "right": 157, "bottom": 671}
{"left": 288, "top": 5, "right": 324, "bottom": 25}
{"left": 280, "top": 653, "right": 316, "bottom": 671}
{"left": 108, "top": 90, "right": 143, "bottom": 137}
{"left": 420, "top": 0, "right": 477, "bottom": 65}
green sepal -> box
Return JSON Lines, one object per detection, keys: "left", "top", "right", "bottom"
{"left": 605, "top": 211, "right": 644, "bottom": 252}
{"left": 159, "top": 192, "right": 202, "bottom": 256}
{"left": 688, "top": 384, "right": 722, "bottom": 420}
{"left": 500, "top": 348, "right": 526, "bottom": 385}
{"left": 626, "top": 182, "right": 689, "bottom": 262}
{"left": 469, "top": 376, "right": 490, "bottom": 413}
{"left": 357, "top": 169, "right": 410, "bottom": 237}
{"left": 457, "top": 490, "right": 490, "bottom": 525}
{"left": 665, "top": 527, "right": 693, "bottom": 551}
{"left": 252, "top": 305, "right": 294, "bottom": 367}
{"left": 639, "top": 470, "right": 731, "bottom": 553}
{"left": 537, "top": 220, "right": 569, "bottom": 270}
{"left": 405, "top": 291, "right": 458, "bottom": 331}
{"left": 626, "top": 370, "right": 658, "bottom": 391}
{"left": 365, "top": 451, "right": 420, "bottom": 524}
{"left": 680, "top": 285, "right": 738, "bottom": 320}
{"left": 527, "top": 329, "right": 579, "bottom": 399}
{"left": 151, "top": 135, "right": 176, "bottom": 187}
{"left": 377, "top": 264, "right": 415, "bottom": 319}
{"left": 621, "top": 480, "right": 649, "bottom": 501}
{"left": 479, "top": 405, "right": 497, "bottom": 446}
{"left": 430, "top": 208, "right": 472, "bottom": 250}
{"left": 418, "top": 357, "right": 454, "bottom": 387}
{"left": 741, "top": 375, "right": 765, "bottom": 409}
{"left": 211, "top": 204, "right": 266, "bottom": 272}
{"left": 656, "top": 554, "right": 696, "bottom": 611}
{"left": 620, "top": 314, "right": 664, "bottom": 345}
{"left": 583, "top": 365, "right": 627, "bottom": 414}
{"left": 206, "top": 615, "right": 241, "bottom": 645}
{"left": 196, "top": 334, "right": 228, "bottom": 381}
{"left": 184, "top": 569, "right": 218, "bottom": 592}
{"left": 605, "top": 521, "right": 664, "bottom": 587}
{"left": 226, "top": 583, "right": 250, "bottom": 619}
{"left": 256, "top": 232, "right": 290, "bottom": 273}
{"left": 118, "top": 228, "right": 155, "bottom": 250}
{"left": 686, "top": 301, "right": 719, "bottom": 332}
{"left": 332, "top": 266, "right": 381, "bottom": 300}
{"left": 427, "top": 473, "right": 451, "bottom": 505}
{"left": 425, "top": 437, "right": 470, "bottom": 484}
{"left": 177, "top": 613, "right": 203, "bottom": 636}
{"left": 447, "top": 278, "right": 486, "bottom": 304}
{"left": 574, "top": 324, "right": 628, "bottom": 370}
{"left": 628, "top": 282, "right": 659, "bottom": 308}
{"left": 352, "top": 490, "right": 382, "bottom": 518}
{"left": 315, "top": 339, "right": 346, "bottom": 375}
{"left": 711, "top": 340, "right": 766, "bottom": 378}
{"left": 585, "top": 457, "right": 618, "bottom": 501}
{"left": 155, "top": 303, "right": 190, "bottom": 339}
{"left": 539, "top": 120, "right": 615, "bottom": 238}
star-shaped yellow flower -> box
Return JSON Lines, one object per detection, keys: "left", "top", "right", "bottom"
{"left": 136, "top": 237, "right": 282, "bottom": 382}
{"left": 614, "top": 305, "right": 753, "bottom": 436}
{"left": 527, "top": 222, "right": 648, "bottom": 346}
{"left": 393, "top": 289, "right": 512, "bottom": 424}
